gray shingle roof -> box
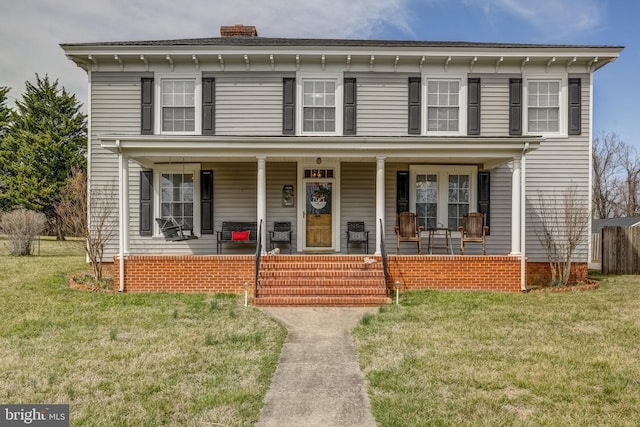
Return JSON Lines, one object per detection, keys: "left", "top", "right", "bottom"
{"left": 592, "top": 217, "right": 640, "bottom": 233}
{"left": 60, "top": 36, "right": 623, "bottom": 50}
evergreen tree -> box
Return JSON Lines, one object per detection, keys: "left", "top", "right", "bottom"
{"left": 0, "top": 75, "right": 87, "bottom": 239}
{"left": 0, "top": 86, "right": 13, "bottom": 211}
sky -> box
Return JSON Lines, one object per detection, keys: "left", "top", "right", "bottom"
{"left": 0, "top": 0, "right": 636, "bottom": 145}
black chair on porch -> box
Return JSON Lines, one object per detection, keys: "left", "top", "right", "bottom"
{"left": 269, "top": 221, "right": 292, "bottom": 253}
{"left": 346, "top": 221, "right": 369, "bottom": 254}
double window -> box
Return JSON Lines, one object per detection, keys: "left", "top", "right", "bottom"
{"left": 410, "top": 165, "right": 477, "bottom": 231}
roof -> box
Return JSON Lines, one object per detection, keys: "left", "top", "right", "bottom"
{"left": 592, "top": 217, "right": 640, "bottom": 233}
{"left": 60, "top": 36, "right": 624, "bottom": 50}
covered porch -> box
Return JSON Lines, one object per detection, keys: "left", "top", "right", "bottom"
{"left": 102, "top": 134, "right": 542, "bottom": 297}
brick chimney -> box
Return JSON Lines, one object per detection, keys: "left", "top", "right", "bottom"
{"left": 220, "top": 24, "right": 258, "bottom": 37}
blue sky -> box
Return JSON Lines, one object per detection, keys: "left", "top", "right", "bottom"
{"left": 0, "top": 0, "right": 634, "bottom": 146}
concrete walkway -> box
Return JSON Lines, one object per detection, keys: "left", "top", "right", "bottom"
{"left": 257, "top": 307, "right": 378, "bottom": 427}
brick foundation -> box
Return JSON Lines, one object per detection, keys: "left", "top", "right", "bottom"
{"left": 526, "top": 262, "right": 588, "bottom": 287}
{"left": 388, "top": 255, "right": 522, "bottom": 292}
{"left": 114, "top": 255, "right": 255, "bottom": 293}
{"left": 113, "top": 254, "right": 533, "bottom": 293}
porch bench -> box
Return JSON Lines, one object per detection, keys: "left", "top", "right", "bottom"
{"left": 216, "top": 221, "right": 258, "bottom": 254}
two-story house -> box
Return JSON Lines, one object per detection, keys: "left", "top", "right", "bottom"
{"left": 61, "top": 25, "right": 622, "bottom": 304}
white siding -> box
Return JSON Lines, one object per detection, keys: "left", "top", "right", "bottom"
{"left": 477, "top": 75, "right": 511, "bottom": 136}
{"left": 266, "top": 162, "right": 298, "bottom": 252}
{"left": 215, "top": 74, "right": 284, "bottom": 135}
{"left": 341, "top": 162, "right": 377, "bottom": 252}
{"left": 355, "top": 74, "right": 409, "bottom": 136}
{"left": 91, "top": 73, "right": 144, "bottom": 258}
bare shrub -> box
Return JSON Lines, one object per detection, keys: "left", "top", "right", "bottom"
{"left": 0, "top": 208, "right": 46, "bottom": 255}
{"left": 534, "top": 185, "right": 590, "bottom": 286}
{"left": 55, "top": 169, "right": 117, "bottom": 280}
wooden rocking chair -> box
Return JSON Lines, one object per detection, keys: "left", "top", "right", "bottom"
{"left": 394, "top": 211, "right": 424, "bottom": 254}
{"left": 458, "top": 212, "right": 488, "bottom": 255}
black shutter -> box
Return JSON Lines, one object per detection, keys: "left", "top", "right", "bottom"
{"left": 140, "top": 170, "right": 153, "bottom": 236}
{"left": 202, "top": 77, "right": 215, "bottom": 135}
{"left": 343, "top": 78, "right": 357, "bottom": 135}
{"left": 283, "top": 78, "right": 296, "bottom": 135}
{"left": 478, "top": 171, "right": 490, "bottom": 235}
{"left": 467, "top": 78, "right": 481, "bottom": 135}
{"left": 141, "top": 78, "right": 154, "bottom": 135}
{"left": 408, "top": 77, "right": 421, "bottom": 135}
{"left": 568, "top": 78, "right": 581, "bottom": 135}
{"left": 509, "top": 78, "right": 522, "bottom": 136}
{"left": 200, "top": 170, "right": 214, "bottom": 234}
{"left": 397, "top": 171, "right": 410, "bottom": 214}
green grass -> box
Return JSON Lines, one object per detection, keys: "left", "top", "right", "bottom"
{"left": 0, "top": 237, "right": 286, "bottom": 426}
{"left": 353, "top": 276, "right": 640, "bottom": 426}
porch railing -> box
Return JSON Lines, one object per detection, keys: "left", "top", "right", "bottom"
{"left": 379, "top": 218, "right": 389, "bottom": 294}
{"left": 255, "top": 219, "right": 263, "bottom": 297}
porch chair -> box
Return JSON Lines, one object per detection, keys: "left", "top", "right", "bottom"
{"left": 346, "top": 221, "right": 369, "bottom": 254}
{"left": 458, "top": 212, "right": 488, "bottom": 255}
{"left": 395, "top": 211, "right": 424, "bottom": 254}
{"left": 269, "top": 221, "right": 292, "bottom": 253}
{"left": 156, "top": 217, "right": 198, "bottom": 242}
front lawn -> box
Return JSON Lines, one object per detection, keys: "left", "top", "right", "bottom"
{"left": 0, "top": 237, "right": 286, "bottom": 426}
{"left": 353, "top": 276, "right": 640, "bottom": 426}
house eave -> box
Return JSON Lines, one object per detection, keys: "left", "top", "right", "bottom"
{"left": 99, "top": 134, "right": 542, "bottom": 169}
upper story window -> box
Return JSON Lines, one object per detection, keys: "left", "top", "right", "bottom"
{"left": 297, "top": 74, "right": 343, "bottom": 135}
{"left": 528, "top": 80, "right": 560, "bottom": 132}
{"left": 162, "top": 80, "right": 195, "bottom": 132}
{"left": 422, "top": 76, "right": 466, "bottom": 136}
{"left": 523, "top": 76, "right": 567, "bottom": 136}
{"left": 155, "top": 75, "right": 201, "bottom": 135}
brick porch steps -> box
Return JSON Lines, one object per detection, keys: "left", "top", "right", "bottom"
{"left": 254, "top": 255, "right": 391, "bottom": 306}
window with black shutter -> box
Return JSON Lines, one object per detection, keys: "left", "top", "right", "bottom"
{"left": 343, "top": 78, "right": 357, "bottom": 135}
{"left": 568, "top": 78, "right": 581, "bottom": 135}
{"left": 141, "top": 78, "right": 154, "bottom": 135}
{"left": 408, "top": 77, "right": 421, "bottom": 134}
{"left": 509, "top": 78, "right": 522, "bottom": 136}
{"left": 467, "top": 78, "right": 481, "bottom": 135}
{"left": 202, "top": 77, "right": 215, "bottom": 135}
{"left": 283, "top": 78, "right": 296, "bottom": 135}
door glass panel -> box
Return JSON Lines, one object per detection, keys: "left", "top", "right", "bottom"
{"left": 306, "top": 182, "right": 332, "bottom": 247}
{"left": 416, "top": 174, "right": 437, "bottom": 230}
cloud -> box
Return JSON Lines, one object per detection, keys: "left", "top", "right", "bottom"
{"left": 463, "top": 0, "right": 606, "bottom": 40}
{"left": 0, "top": 0, "right": 414, "bottom": 109}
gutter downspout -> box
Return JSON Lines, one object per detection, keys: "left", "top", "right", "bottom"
{"left": 521, "top": 142, "right": 530, "bottom": 292}
{"left": 116, "top": 139, "right": 125, "bottom": 292}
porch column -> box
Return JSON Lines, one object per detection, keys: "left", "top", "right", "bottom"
{"left": 117, "top": 146, "right": 129, "bottom": 292}
{"left": 375, "top": 156, "right": 386, "bottom": 255}
{"left": 510, "top": 157, "right": 522, "bottom": 256}
{"left": 257, "top": 156, "right": 267, "bottom": 254}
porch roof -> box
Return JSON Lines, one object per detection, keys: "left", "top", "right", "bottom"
{"left": 99, "top": 134, "right": 542, "bottom": 169}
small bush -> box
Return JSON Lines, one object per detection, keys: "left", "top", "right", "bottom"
{"left": 0, "top": 209, "right": 46, "bottom": 255}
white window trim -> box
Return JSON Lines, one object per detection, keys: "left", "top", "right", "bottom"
{"left": 155, "top": 74, "right": 202, "bottom": 136}
{"left": 409, "top": 165, "right": 477, "bottom": 234}
{"left": 523, "top": 74, "right": 568, "bottom": 137}
{"left": 422, "top": 74, "right": 467, "bottom": 136}
{"left": 296, "top": 73, "right": 343, "bottom": 136}
{"left": 153, "top": 163, "right": 201, "bottom": 237}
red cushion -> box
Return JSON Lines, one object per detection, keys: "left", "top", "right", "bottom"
{"left": 232, "top": 230, "right": 250, "bottom": 241}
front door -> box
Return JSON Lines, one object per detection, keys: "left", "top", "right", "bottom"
{"left": 304, "top": 181, "right": 333, "bottom": 250}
